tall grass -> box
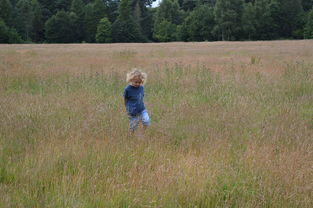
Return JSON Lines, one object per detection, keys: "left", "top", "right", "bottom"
{"left": 0, "top": 41, "right": 313, "bottom": 207}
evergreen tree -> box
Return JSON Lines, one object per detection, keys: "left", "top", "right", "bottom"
{"left": 180, "top": 5, "right": 215, "bottom": 41}
{"left": 54, "top": 0, "right": 71, "bottom": 12}
{"left": 111, "top": 0, "right": 145, "bottom": 42}
{"left": 31, "top": 0, "right": 44, "bottom": 42}
{"left": 182, "top": 0, "right": 197, "bottom": 10}
{"left": 153, "top": 19, "right": 176, "bottom": 41}
{"left": 45, "top": 10, "right": 79, "bottom": 43}
{"left": 83, "top": 0, "right": 107, "bottom": 43}
{"left": 155, "top": 0, "right": 184, "bottom": 25}
{"left": 241, "top": 2, "right": 256, "bottom": 40}
{"left": 71, "top": 0, "right": 84, "bottom": 17}
{"left": 0, "top": 18, "right": 23, "bottom": 43}
{"left": 71, "top": 0, "right": 85, "bottom": 42}
{"left": 253, "top": 0, "right": 277, "bottom": 40}
{"left": 3, "top": 0, "right": 312, "bottom": 43}
{"left": 132, "top": 0, "right": 154, "bottom": 40}
{"left": 0, "top": 0, "right": 12, "bottom": 25}
{"left": 15, "top": 0, "right": 34, "bottom": 41}
{"left": 153, "top": 0, "right": 184, "bottom": 41}
{"left": 304, "top": 7, "right": 313, "bottom": 38}
{"left": 93, "top": 0, "right": 107, "bottom": 24}
{"left": 0, "top": 18, "right": 10, "bottom": 43}
{"left": 280, "top": 0, "right": 303, "bottom": 38}
{"left": 84, "top": 3, "right": 95, "bottom": 42}
{"left": 302, "top": 0, "right": 313, "bottom": 11}
{"left": 96, "top": 17, "right": 112, "bottom": 43}
{"left": 9, "top": 0, "right": 18, "bottom": 7}
{"left": 270, "top": 0, "right": 303, "bottom": 38}
{"left": 180, "top": 0, "right": 216, "bottom": 10}
{"left": 37, "top": 0, "right": 53, "bottom": 22}
{"left": 213, "top": 0, "right": 244, "bottom": 40}
{"left": 106, "top": 0, "right": 119, "bottom": 23}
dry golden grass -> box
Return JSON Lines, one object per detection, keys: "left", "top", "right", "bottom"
{"left": 0, "top": 40, "right": 313, "bottom": 207}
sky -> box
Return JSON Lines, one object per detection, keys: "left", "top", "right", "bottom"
{"left": 151, "top": 0, "right": 162, "bottom": 8}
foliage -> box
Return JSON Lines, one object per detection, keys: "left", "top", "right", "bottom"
{"left": 0, "top": 0, "right": 12, "bottom": 25}
{"left": 153, "top": 0, "right": 184, "bottom": 41}
{"left": 14, "top": 0, "right": 34, "bottom": 41}
{"left": 241, "top": 2, "right": 256, "bottom": 40}
{"left": 213, "top": 0, "right": 244, "bottom": 41}
{"left": 31, "top": 0, "right": 44, "bottom": 42}
{"left": 275, "top": 0, "right": 304, "bottom": 38}
{"left": 70, "top": 0, "right": 85, "bottom": 42}
{"left": 96, "top": 17, "right": 112, "bottom": 43}
{"left": 153, "top": 19, "right": 176, "bottom": 42}
{"left": 82, "top": 0, "right": 107, "bottom": 43}
{"left": 179, "top": 5, "right": 215, "bottom": 41}
{"left": 304, "top": 7, "right": 313, "bottom": 38}
{"left": 45, "top": 10, "right": 79, "bottom": 43}
{"left": 0, "top": 43, "right": 312, "bottom": 207}
{"left": 2, "top": 0, "right": 313, "bottom": 43}
{"left": 111, "top": 0, "right": 146, "bottom": 42}
{"left": 0, "top": 18, "right": 23, "bottom": 43}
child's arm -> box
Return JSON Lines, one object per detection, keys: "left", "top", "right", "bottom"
{"left": 123, "top": 88, "right": 128, "bottom": 107}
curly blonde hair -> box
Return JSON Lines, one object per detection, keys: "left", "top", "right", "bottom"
{"left": 126, "top": 68, "right": 147, "bottom": 84}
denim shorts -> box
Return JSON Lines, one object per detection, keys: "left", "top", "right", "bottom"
{"left": 128, "top": 110, "right": 150, "bottom": 131}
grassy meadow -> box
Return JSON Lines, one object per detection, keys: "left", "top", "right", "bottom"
{"left": 0, "top": 41, "right": 313, "bottom": 207}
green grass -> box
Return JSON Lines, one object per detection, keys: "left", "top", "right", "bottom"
{"left": 0, "top": 48, "right": 313, "bottom": 207}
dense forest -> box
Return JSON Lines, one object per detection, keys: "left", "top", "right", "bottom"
{"left": 1, "top": 0, "right": 313, "bottom": 43}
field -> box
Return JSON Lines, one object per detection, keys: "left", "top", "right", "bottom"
{"left": 0, "top": 41, "right": 313, "bottom": 207}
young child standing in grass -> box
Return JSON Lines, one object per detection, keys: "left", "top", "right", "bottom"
{"left": 123, "top": 69, "right": 150, "bottom": 136}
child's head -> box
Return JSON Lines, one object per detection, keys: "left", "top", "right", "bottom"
{"left": 126, "top": 68, "right": 147, "bottom": 87}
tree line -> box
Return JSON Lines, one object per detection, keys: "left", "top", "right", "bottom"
{"left": 1, "top": 0, "right": 313, "bottom": 43}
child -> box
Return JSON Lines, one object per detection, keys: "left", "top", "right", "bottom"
{"left": 123, "top": 69, "right": 150, "bottom": 135}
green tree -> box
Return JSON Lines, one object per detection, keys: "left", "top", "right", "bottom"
{"left": 71, "top": 0, "right": 85, "bottom": 42}
{"left": 302, "top": 0, "right": 313, "bottom": 11}
{"left": 38, "top": 0, "right": 53, "bottom": 22}
{"left": 84, "top": 3, "right": 95, "bottom": 42}
{"left": 180, "top": 5, "right": 215, "bottom": 41}
{"left": 0, "top": 18, "right": 23, "bottom": 43}
{"left": 0, "top": 0, "right": 12, "bottom": 25}
{"left": 153, "top": 19, "right": 176, "bottom": 41}
{"left": 83, "top": 0, "right": 107, "bottom": 43}
{"left": 9, "top": 0, "right": 18, "bottom": 7}
{"left": 14, "top": 0, "right": 43, "bottom": 42}
{"left": 54, "top": 0, "right": 72, "bottom": 12}
{"left": 280, "top": 0, "right": 303, "bottom": 38}
{"left": 15, "top": 0, "right": 34, "bottom": 41}
{"left": 0, "top": 18, "right": 10, "bottom": 43}
{"left": 241, "top": 2, "right": 256, "bottom": 40}
{"left": 106, "top": 0, "right": 119, "bottom": 23}
{"left": 253, "top": 0, "right": 277, "bottom": 40}
{"left": 96, "top": 17, "right": 112, "bottom": 43}
{"left": 93, "top": 0, "right": 107, "bottom": 21}
{"left": 213, "top": 0, "right": 244, "bottom": 40}
{"left": 37, "top": 0, "right": 71, "bottom": 23}
{"left": 31, "top": 0, "right": 44, "bottom": 42}
{"left": 71, "top": 0, "right": 84, "bottom": 18}
{"left": 111, "top": 0, "right": 145, "bottom": 42}
{"left": 270, "top": 0, "right": 303, "bottom": 38}
{"left": 132, "top": 0, "right": 154, "bottom": 40}
{"left": 153, "top": 0, "right": 184, "bottom": 42}
{"left": 304, "top": 7, "right": 313, "bottom": 38}
{"left": 155, "top": 0, "right": 184, "bottom": 25}
{"left": 45, "top": 10, "right": 79, "bottom": 43}
{"left": 182, "top": 0, "right": 197, "bottom": 10}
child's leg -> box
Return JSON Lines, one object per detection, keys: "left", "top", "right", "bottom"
{"left": 129, "top": 116, "right": 140, "bottom": 133}
{"left": 141, "top": 110, "right": 150, "bottom": 134}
